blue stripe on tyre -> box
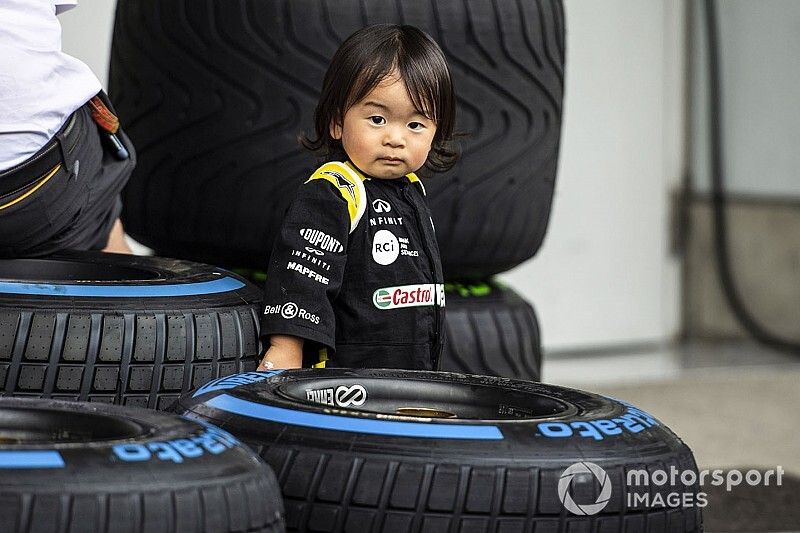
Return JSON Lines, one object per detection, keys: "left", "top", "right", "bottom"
{"left": 204, "top": 394, "right": 504, "bottom": 440}
{"left": 0, "top": 276, "right": 244, "bottom": 298}
{"left": 0, "top": 451, "right": 65, "bottom": 468}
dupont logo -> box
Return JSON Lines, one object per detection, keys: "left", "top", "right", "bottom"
{"left": 373, "top": 284, "right": 445, "bottom": 309}
{"left": 299, "top": 228, "right": 344, "bottom": 253}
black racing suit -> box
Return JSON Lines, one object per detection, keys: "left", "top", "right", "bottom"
{"left": 260, "top": 161, "right": 445, "bottom": 370}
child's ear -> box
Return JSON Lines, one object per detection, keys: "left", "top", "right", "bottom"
{"left": 330, "top": 120, "right": 343, "bottom": 140}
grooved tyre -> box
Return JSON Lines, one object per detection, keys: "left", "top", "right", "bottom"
{"left": 0, "top": 252, "right": 262, "bottom": 409}
{"left": 177, "top": 370, "right": 703, "bottom": 532}
{"left": 109, "top": 0, "right": 564, "bottom": 279}
{"left": 441, "top": 281, "right": 542, "bottom": 380}
{"left": 0, "top": 397, "right": 284, "bottom": 533}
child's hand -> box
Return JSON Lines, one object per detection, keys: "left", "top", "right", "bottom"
{"left": 257, "top": 335, "right": 304, "bottom": 370}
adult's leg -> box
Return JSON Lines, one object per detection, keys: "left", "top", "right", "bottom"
{"left": 102, "top": 217, "right": 132, "bottom": 254}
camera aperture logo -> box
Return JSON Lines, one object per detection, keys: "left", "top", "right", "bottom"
{"left": 558, "top": 462, "right": 612, "bottom": 516}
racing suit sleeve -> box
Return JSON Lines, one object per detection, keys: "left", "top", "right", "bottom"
{"left": 259, "top": 179, "right": 350, "bottom": 350}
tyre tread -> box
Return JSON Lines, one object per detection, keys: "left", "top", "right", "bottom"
{"left": 0, "top": 307, "right": 259, "bottom": 409}
{"left": 441, "top": 286, "right": 542, "bottom": 381}
{"left": 1, "top": 475, "right": 283, "bottom": 533}
{"left": 257, "top": 446, "right": 701, "bottom": 532}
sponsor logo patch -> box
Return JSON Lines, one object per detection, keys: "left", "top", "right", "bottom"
{"left": 373, "top": 284, "right": 446, "bottom": 309}
{"left": 398, "top": 236, "right": 419, "bottom": 257}
{"left": 290, "top": 249, "right": 331, "bottom": 271}
{"left": 286, "top": 261, "right": 329, "bottom": 285}
{"left": 372, "top": 199, "right": 392, "bottom": 213}
{"left": 322, "top": 170, "right": 356, "bottom": 202}
{"left": 372, "top": 229, "right": 399, "bottom": 265}
{"left": 264, "top": 302, "right": 320, "bottom": 325}
{"left": 281, "top": 302, "right": 298, "bottom": 319}
{"left": 299, "top": 228, "right": 344, "bottom": 253}
{"left": 369, "top": 216, "right": 403, "bottom": 227}
{"left": 306, "top": 384, "right": 367, "bottom": 407}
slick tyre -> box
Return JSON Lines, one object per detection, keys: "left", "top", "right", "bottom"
{"left": 0, "top": 397, "right": 284, "bottom": 533}
{"left": 177, "top": 370, "right": 703, "bottom": 532}
{"left": 0, "top": 252, "right": 262, "bottom": 409}
{"left": 110, "top": 0, "right": 564, "bottom": 278}
{"left": 441, "top": 281, "right": 542, "bottom": 381}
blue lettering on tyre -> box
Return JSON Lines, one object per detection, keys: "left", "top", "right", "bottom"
{"left": 112, "top": 425, "right": 241, "bottom": 463}
{"left": 192, "top": 370, "right": 283, "bottom": 397}
{"left": 537, "top": 406, "right": 659, "bottom": 441}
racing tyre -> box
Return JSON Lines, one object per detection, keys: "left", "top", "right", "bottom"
{"left": 441, "top": 281, "right": 542, "bottom": 380}
{"left": 0, "top": 252, "right": 262, "bottom": 409}
{"left": 177, "top": 369, "right": 703, "bottom": 532}
{"left": 110, "top": 0, "right": 563, "bottom": 278}
{"left": 0, "top": 397, "right": 284, "bottom": 533}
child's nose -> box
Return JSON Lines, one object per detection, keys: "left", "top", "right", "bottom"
{"left": 383, "top": 127, "right": 405, "bottom": 148}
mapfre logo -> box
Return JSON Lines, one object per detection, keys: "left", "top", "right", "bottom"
{"left": 373, "top": 284, "right": 445, "bottom": 309}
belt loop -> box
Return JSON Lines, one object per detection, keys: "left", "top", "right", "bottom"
{"left": 55, "top": 111, "right": 80, "bottom": 176}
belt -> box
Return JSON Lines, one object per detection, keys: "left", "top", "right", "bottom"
{"left": 0, "top": 92, "right": 126, "bottom": 201}
{"left": 0, "top": 109, "right": 81, "bottom": 200}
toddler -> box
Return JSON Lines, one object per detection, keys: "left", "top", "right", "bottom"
{"left": 258, "top": 24, "right": 457, "bottom": 370}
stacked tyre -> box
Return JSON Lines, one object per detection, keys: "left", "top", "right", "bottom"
{"left": 0, "top": 252, "right": 262, "bottom": 409}
{"left": 109, "top": 0, "right": 565, "bottom": 380}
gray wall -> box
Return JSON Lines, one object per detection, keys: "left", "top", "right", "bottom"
{"left": 691, "top": 0, "right": 800, "bottom": 199}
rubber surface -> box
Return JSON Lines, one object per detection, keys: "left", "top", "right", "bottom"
{"left": 440, "top": 281, "right": 542, "bottom": 380}
{"left": 109, "top": 0, "right": 564, "bottom": 279}
{"left": 0, "top": 397, "right": 284, "bottom": 533}
{"left": 178, "top": 370, "right": 703, "bottom": 532}
{"left": 0, "top": 252, "right": 262, "bottom": 409}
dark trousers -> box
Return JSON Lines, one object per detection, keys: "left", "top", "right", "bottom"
{"left": 0, "top": 97, "right": 135, "bottom": 257}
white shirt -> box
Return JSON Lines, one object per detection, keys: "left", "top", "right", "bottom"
{"left": 0, "top": 0, "right": 101, "bottom": 171}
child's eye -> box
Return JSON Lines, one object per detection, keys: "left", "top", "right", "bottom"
{"left": 408, "top": 122, "right": 426, "bottom": 131}
{"left": 369, "top": 116, "right": 386, "bottom": 125}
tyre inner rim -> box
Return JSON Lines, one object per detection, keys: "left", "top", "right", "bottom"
{"left": 278, "top": 378, "right": 573, "bottom": 420}
{"left": 0, "top": 408, "right": 146, "bottom": 444}
{"left": 0, "top": 258, "right": 162, "bottom": 282}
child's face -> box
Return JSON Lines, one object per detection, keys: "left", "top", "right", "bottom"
{"left": 331, "top": 72, "right": 436, "bottom": 179}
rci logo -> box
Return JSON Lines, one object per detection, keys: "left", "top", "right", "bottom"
{"left": 281, "top": 302, "right": 298, "bottom": 319}
{"left": 372, "top": 199, "right": 392, "bottom": 213}
{"left": 372, "top": 229, "right": 399, "bottom": 265}
{"left": 558, "top": 462, "right": 612, "bottom": 515}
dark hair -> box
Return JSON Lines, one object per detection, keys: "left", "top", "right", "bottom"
{"left": 301, "top": 24, "right": 458, "bottom": 173}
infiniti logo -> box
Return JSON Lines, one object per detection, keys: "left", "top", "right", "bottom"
{"left": 372, "top": 199, "right": 392, "bottom": 213}
{"left": 558, "top": 462, "right": 612, "bottom": 515}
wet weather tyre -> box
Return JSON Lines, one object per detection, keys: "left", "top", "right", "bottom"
{"left": 0, "top": 397, "right": 284, "bottom": 533}
{"left": 0, "top": 252, "right": 262, "bottom": 409}
{"left": 441, "top": 281, "right": 542, "bottom": 381}
{"left": 177, "top": 369, "right": 703, "bottom": 532}
{"left": 109, "top": 0, "right": 564, "bottom": 278}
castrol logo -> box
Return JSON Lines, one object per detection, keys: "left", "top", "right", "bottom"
{"left": 373, "top": 284, "right": 445, "bottom": 309}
